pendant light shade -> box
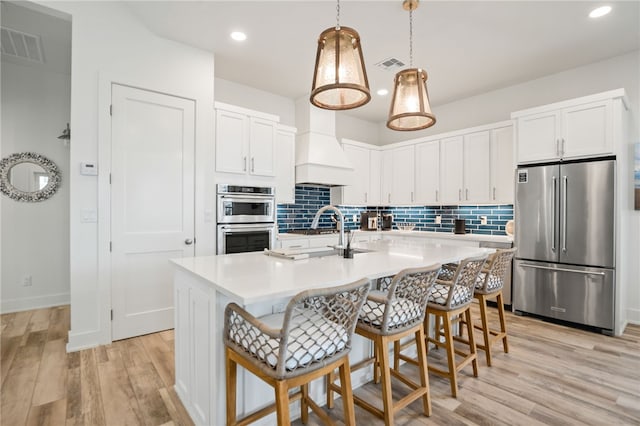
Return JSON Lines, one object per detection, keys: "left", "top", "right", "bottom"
{"left": 387, "top": 0, "right": 436, "bottom": 131}
{"left": 310, "top": 26, "right": 371, "bottom": 110}
{"left": 387, "top": 68, "right": 435, "bottom": 131}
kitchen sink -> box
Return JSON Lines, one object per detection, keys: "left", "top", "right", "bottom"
{"left": 305, "top": 247, "right": 372, "bottom": 258}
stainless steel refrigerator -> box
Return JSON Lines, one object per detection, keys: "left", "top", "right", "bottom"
{"left": 513, "top": 158, "right": 615, "bottom": 334}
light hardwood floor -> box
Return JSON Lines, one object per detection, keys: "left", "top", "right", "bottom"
{"left": 1, "top": 305, "right": 639, "bottom": 426}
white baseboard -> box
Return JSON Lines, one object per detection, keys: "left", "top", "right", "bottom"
{"left": 0, "top": 293, "right": 69, "bottom": 314}
{"left": 625, "top": 307, "right": 640, "bottom": 325}
{"left": 66, "top": 329, "right": 106, "bottom": 352}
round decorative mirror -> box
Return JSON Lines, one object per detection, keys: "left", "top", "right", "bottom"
{"left": 0, "top": 152, "right": 61, "bottom": 202}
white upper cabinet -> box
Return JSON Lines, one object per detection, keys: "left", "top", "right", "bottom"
{"left": 440, "top": 136, "right": 464, "bottom": 204}
{"left": 490, "top": 125, "right": 515, "bottom": 204}
{"left": 368, "top": 149, "right": 382, "bottom": 205}
{"left": 463, "top": 131, "right": 491, "bottom": 203}
{"left": 331, "top": 141, "right": 381, "bottom": 205}
{"left": 382, "top": 145, "right": 415, "bottom": 205}
{"left": 513, "top": 90, "right": 627, "bottom": 164}
{"left": 215, "top": 103, "right": 278, "bottom": 177}
{"left": 415, "top": 140, "right": 440, "bottom": 204}
{"left": 274, "top": 125, "right": 296, "bottom": 204}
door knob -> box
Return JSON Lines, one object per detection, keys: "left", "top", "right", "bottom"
{"left": 185, "top": 238, "right": 193, "bottom": 245}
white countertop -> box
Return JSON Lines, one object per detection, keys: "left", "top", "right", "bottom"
{"left": 277, "top": 229, "right": 513, "bottom": 244}
{"left": 171, "top": 239, "right": 493, "bottom": 305}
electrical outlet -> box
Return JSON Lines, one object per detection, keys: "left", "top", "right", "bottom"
{"left": 435, "top": 215, "right": 441, "bottom": 224}
{"left": 22, "top": 275, "right": 32, "bottom": 287}
{"left": 480, "top": 215, "right": 488, "bottom": 225}
{"left": 352, "top": 214, "right": 357, "bottom": 223}
{"left": 272, "top": 303, "right": 285, "bottom": 314}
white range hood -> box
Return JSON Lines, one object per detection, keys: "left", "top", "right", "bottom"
{"left": 294, "top": 98, "right": 354, "bottom": 187}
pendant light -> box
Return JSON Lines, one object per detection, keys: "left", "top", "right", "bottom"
{"left": 310, "top": 0, "right": 371, "bottom": 110}
{"left": 387, "top": 0, "right": 436, "bottom": 131}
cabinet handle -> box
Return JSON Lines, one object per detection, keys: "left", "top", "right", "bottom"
{"left": 243, "top": 156, "right": 247, "bottom": 172}
{"left": 435, "top": 190, "right": 439, "bottom": 202}
{"left": 364, "top": 192, "right": 368, "bottom": 203}
{"left": 251, "top": 157, "right": 255, "bottom": 173}
{"left": 561, "top": 138, "right": 565, "bottom": 157}
{"left": 411, "top": 191, "right": 414, "bottom": 202}
{"left": 289, "top": 245, "right": 303, "bottom": 249}
{"left": 465, "top": 189, "right": 469, "bottom": 200}
{"left": 388, "top": 193, "right": 391, "bottom": 203}
{"left": 458, "top": 189, "right": 462, "bottom": 201}
{"left": 493, "top": 187, "right": 496, "bottom": 200}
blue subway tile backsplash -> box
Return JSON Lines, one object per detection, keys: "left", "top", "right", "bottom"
{"left": 277, "top": 186, "right": 513, "bottom": 236}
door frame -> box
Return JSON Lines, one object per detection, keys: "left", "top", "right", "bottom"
{"left": 96, "top": 73, "right": 215, "bottom": 345}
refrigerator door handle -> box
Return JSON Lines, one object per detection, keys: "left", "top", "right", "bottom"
{"left": 551, "top": 176, "right": 557, "bottom": 252}
{"left": 519, "top": 263, "right": 606, "bottom": 276}
{"left": 562, "top": 175, "right": 568, "bottom": 253}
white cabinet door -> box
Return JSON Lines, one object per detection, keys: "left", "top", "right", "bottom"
{"left": 368, "top": 149, "right": 382, "bottom": 205}
{"left": 391, "top": 145, "right": 415, "bottom": 205}
{"left": 440, "top": 136, "right": 464, "bottom": 204}
{"left": 415, "top": 140, "right": 440, "bottom": 205}
{"left": 562, "top": 99, "right": 612, "bottom": 159}
{"left": 279, "top": 238, "right": 309, "bottom": 250}
{"left": 275, "top": 127, "right": 296, "bottom": 204}
{"left": 190, "top": 284, "right": 212, "bottom": 425}
{"left": 249, "top": 117, "right": 275, "bottom": 176}
{"left": 216, "top": 109, "right": 247, "bottom": 174}
{"left": 516, "top": 110, "right": 560, "bottom": 163}
{"left": 463, "top": 131, "right": 491, "bottom": 203}
{"left": 491, "top": 126, "right": 514, "bottom": 204}
{"left": 381, "top": 150, "right": 393, "bottom": 205}
{"left": 342, "top": 144, "right": 369, "bottom": 205}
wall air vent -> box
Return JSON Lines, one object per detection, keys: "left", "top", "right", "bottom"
{"left": 1, "top": 27, "right": 44, "bottom": 63}
{"left": 375, "top": 57, "right": 405, "bottom": 72}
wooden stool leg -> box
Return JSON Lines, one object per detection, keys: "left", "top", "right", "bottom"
{"left": 377, "top": 336, "right": 394, "bottom": 426}
{"left": 415, "top": 326, "right": 432, "bottom": 417}
{"left": 464, "top": 308, "right": 479, "bottom": 377}
{"left": 497, "top": 292, "right": 509, "bottom": 353}
{"left": 434, "top": 314, "right": 442, "bottom": 347}
{"left": 478, "top": 294, "right": 493, "bottom": 366}
{"left": 225, "top": 349, "right": 237, "bottom": 426}
{"left": 301, "top": 383, "right": 309, "bottom": 424}
{"left": 275, "top": 381, "right": 291, "bottom": 426}
{"left": 339, "top": 360, "right": 356, "bottom": 426}
{"left": 393, "top": 340, "right": 400, "bottom": 371}
{"left": 326, "top": 370, "right": 335, "bottom": 408}
{"left": 442, "top": 313, "right": 458, "bottom": 398}
{"left": 424, "top": 313, "right": 431, "bottom": 354}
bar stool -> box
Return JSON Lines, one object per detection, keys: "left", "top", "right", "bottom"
{"left": 422, "top": 255, "right": 487, "bottom": 398}
{"left": 224, "top": 278, "right": 370, "bottom": 426}
{"left": 327, "top": 264, "right": 441, "bottom": 426}
{"left": 464, "top": 248, "right": 516, "bottom": 366}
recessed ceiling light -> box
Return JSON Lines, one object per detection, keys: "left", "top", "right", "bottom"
{"left": 589, "top": 6, "right": 612, "bottom": 18}
{"left": 230, "top": 31, "right": 247, "bottom": 41}
{"left": 377, "top": 89, "right": 389, "bottom": 96}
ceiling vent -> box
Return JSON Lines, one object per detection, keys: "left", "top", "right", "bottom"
{"left": 375, "top": 57, "right": 405, "bottom": 72}
{"left": 1, "top": 27, "right": 44, "bottom": 63}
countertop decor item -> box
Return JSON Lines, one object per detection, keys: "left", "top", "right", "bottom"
{"left": 310, "top": 0, "right": 371, "bottom": 110}
{"left": 387, "top": 0, "right": 436, "bottom": 131}
{"left": 505, "top": 220, "right": 514, "bottom": 236}
{"left": 397, "top": 223, "right": 416, "bottom": 231}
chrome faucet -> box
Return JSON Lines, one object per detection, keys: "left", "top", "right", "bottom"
{"left": 311, "top": 205, "right": 345, "bottom": 248}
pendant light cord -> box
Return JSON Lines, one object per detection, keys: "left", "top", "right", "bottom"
{"left": 336, "top": 0, "right": 341, "bottom": 29}
{"left": 409, "top": 8, "right": 413, "bottom": 67}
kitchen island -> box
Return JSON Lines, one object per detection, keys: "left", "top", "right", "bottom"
{"left": 171, "top": 239, "right": 492, "bottom": 426}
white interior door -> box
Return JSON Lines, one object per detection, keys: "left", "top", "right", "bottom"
{"left": 111, "top": 84, "right": 195, "bottom": 341}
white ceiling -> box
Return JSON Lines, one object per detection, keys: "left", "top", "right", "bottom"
{"left": 126, "top": 1, "right": 639, "bottom": 123}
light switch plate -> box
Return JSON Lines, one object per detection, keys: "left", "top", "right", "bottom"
{"left": 81, "top": 208, "right": 98, "bottom": 223}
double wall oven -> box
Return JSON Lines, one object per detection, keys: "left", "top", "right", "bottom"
{"left": 216, "top": 184, "right": 276, "bottom": 254}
